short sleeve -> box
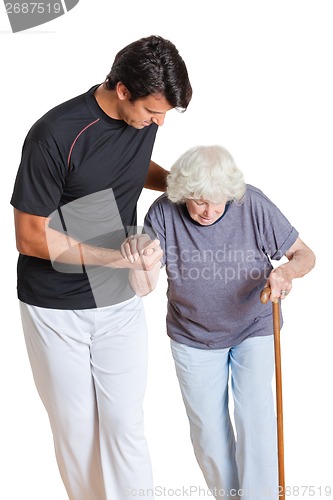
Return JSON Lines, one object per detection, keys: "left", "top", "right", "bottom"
{"left": 250, "top": 187, "right": 299, "bottom": 260}
{"left": 10, "top": 138, "right": 66, "bottom": 217}
{"left": 144, "top": 196, "right": 167, "bottom": 266}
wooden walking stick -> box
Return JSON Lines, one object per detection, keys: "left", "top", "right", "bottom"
{"left": 260, "top": 286, "right": 285, "bottom": 500}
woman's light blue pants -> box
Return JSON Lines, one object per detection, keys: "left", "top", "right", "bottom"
{"left": 171, "top": 335, "right": 278, "bottom": 500}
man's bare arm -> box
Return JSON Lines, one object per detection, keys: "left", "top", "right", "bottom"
{"left": 14, "top": 209, "right": 161, "bottom": 270}
{"left": 144, "top": 160, "right": 169, "bottom": 191}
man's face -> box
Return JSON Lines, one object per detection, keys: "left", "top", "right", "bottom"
{"left": 119, "top": 93, "right": 173, "bottom": 129}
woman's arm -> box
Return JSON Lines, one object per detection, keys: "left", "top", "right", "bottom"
{"left": 267, "top": 237, "right": 316, "bottom": 302}
{"left": 129, "top": 261, "right": 162, "bottom": 296}
{"left": 121, "top": 234, "right": 163, "bottom": 295}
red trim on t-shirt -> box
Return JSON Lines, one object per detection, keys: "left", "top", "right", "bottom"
{"left": 67, "top": 118, "right": 100, "bottom": 169}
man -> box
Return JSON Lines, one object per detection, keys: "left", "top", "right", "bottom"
{"left": 11, "top": 35, "right": 192, "bottom": 500}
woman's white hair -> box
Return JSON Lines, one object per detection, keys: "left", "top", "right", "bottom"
{"left": 167, "top": 145, "right": 246, "bottom": 204}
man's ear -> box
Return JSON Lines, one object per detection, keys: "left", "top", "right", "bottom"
{"left": 116, "top": 82, "right": 130, "bottom": 101}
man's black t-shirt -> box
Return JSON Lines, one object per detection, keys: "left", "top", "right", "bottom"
{"left": 11, "top": 85, "right": 158, "bottom": 309}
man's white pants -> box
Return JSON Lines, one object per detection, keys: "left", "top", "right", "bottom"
{"left": 20, "top": 296, "right": 154, "bottom": 500}
{"left": 171, "top": 335, "right": 278, "bottom": 500}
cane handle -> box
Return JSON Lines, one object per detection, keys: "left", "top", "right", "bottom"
{"left": 260, "top": 286, "right": 271, "bottom": 304}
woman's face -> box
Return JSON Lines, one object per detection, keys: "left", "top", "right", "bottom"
{"left": 185, "top": 198, "right": 227, "bottom": 226}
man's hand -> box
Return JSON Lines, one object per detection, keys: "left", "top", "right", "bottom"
{"left": 121, "top": 234, "right": 163, "bottom": 270}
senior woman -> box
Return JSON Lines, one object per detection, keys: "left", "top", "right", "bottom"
{"left": 122, "top": 145, "right": 315, "bottom": 500}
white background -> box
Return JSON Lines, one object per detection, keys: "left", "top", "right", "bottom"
{"left": 1, "top": 1, "right": 332, "bottom": 498}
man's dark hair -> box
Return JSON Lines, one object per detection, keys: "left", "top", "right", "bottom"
{"left": 105, "top": 35, "right": 192, "bottom": 111}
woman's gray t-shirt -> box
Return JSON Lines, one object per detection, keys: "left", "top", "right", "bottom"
{"left": 144, "top": 185, "right": 298, "bottom": 349}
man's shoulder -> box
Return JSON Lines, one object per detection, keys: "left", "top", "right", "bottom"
{"left": 26, "top": 86, "right": 97, "bottom": 142}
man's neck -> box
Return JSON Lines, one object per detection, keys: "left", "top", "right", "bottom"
{"left": 94, "top": 84, "right": 121, "bottom": 120}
